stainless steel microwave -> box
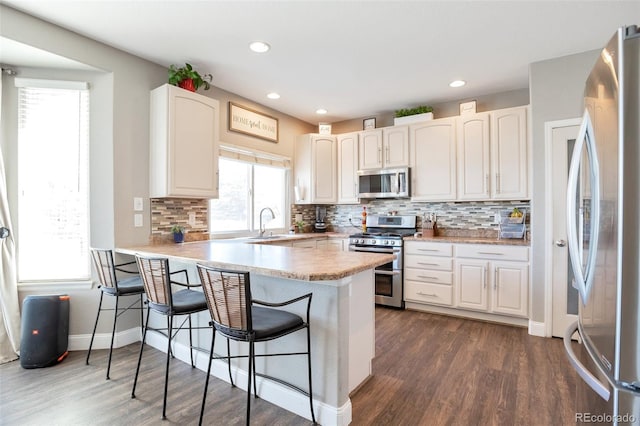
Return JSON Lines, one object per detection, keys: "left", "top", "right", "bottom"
{"left": 357, "top": 167, "right": 410, "bottom": 199}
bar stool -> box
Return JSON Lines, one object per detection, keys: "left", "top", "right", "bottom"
{"left": 87, "top": 248, "right": 145, "bottom": 380}
{"left": 196, "top": 264, "right": 315, "bottom": 426}
{"left": 132, "top": 255, "right": 208, "bottom": 420}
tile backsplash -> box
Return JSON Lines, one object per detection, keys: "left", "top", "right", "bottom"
{"left": 150, "top": 198, "right": 209, "bottom": 243}
{"left": 292, "top": 200, "right": 531, "bottom": 237}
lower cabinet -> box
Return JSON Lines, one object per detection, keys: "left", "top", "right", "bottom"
{"left": 404, "top": 241, "right": 530, "bottom": 322}
{"left": 404, "top": 242, "right": 454, "bottom": 307}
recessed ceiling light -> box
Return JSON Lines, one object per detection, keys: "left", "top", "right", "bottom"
{"left": 316, "top": 108, "right": 328, "bottom": 115}
{"left": 449, "top": 80, "right": 466, "bottom": 88}
{"left": 267, "top": 92, "right": 280, "bottom": 99}
{"left": 249, "top": 41, "right": 270, "bottom": 53}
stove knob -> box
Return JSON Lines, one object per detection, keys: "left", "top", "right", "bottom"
{"left": 383, "top": 240, "right": 389, "bottom": 245}
{"left": 388, "top": 240, "right": 395, "bottom": 246}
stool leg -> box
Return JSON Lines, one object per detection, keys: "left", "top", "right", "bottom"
{"left": 132, "top": 305, "right": 151, "bottom": 399}
{"left": 199, "top": 330, "right": 216, "bottom": 426}
{"left": 86, "top": 292, "right": 104, "bottom": 366}
{"left": 105, "top": 294, "right": 119, "bottom": 380}
{"left": 188, "top": 313, "right": 195, "bottom": 367}
{"left": 162, "top": 315, "right": 173, "bottom": 419}
{"left": 246, "top": 341, "right": 254, "bottom": 426}
{"left": 306, "top": 325, "right": 316, "bottom": 424}
{"left": 226, "top": 337, "right": 234, "bottom": 387}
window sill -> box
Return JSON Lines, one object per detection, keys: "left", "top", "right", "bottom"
{"left": 18, "top": 280, "right": 95, "bottom": 292}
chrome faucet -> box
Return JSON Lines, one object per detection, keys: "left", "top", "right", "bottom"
{"left": 259, "top": 207, "right": 275, "bottom": 237}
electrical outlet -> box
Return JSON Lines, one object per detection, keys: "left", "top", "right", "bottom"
{"left": 188, "top": 212, "right": 196, "bottom": 226}
{"left": 295, "top": 214, "right": 303, "bottom": 222}
{"left": 133, "top": 197, "right": 144, "bottom": 211}
{"left": 134, "top": 214, "right": 143, "bottom": 227}
{"left": 348, "top": 213, "right": 353, "bottom": 220}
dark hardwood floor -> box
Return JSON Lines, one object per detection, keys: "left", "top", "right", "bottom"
{"left": 0, "top": 307, "right": 578, "bottom": 425}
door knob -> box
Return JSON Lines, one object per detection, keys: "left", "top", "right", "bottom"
{"left": 555, "top": 239, "right": 567, "bottom": 247}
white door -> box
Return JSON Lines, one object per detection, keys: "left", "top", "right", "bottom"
{"left": 549, "top": 120, "right": 581, "bottom": 337}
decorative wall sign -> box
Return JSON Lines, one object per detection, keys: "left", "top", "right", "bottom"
{"left": 228, "top": 102, "right": 279, "bottom": 143}
{"left": 459, "top": 100, "right": 477, "bottom": 115}
{"left": 318, "top": 123, "right": 332, "bottom": 135}
{"left": 363, "top": 117, "right": 376, "bottom": 130}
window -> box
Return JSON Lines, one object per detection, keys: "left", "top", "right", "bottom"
{"left": 210, "top": 157, "right": 287, "bottom": 236}
{"left": 16, "top": 80, "right": 90, "bottom": 282}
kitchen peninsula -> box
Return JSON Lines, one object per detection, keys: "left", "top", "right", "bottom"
{"left": 117, "top": 240, "right": 394, "bottom": 426}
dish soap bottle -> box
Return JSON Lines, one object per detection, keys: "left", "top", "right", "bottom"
{"left": 361, "top": 206, "right": 367, "bottom": 233}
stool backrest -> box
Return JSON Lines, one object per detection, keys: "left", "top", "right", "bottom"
{"left": 135, "top": 256, "right": 173, "bottom": 309}
{"left": 197, "top": 265, "right": 252, "bottom": 337}
{"left": 90, "top": 248, "right": 118, "bottom": 290}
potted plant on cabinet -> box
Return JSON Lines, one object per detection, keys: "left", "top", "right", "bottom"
{"left": 171, "top": 225, "right": 185, "bottom": 243}
{"left": 168, "top": 63, "right": 213, "bottom": 92}
{"left": 394, "top": 105, "right": 434, "bottom": 125}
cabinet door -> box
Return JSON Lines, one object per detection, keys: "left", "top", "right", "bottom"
{"left": 383, "top": 126, "right": 409, "bottom": 168}
{"left": 409, "top": 118, "right": 457, "bottom": 201}
{"left": 457, "top": 113, "right": 490, "bottom": 200}
{"left": 150, "top": 84, "right": 219, "bottom": 198}
{"left": 491, "top": 261, "right": 529, "bottom": 317}
{"left": 312, "top": 136, "right": 337, "bottom": 203}
{"left": 337, "top": 133, "right": 359, "bottom": 204}
{"left": 455, "top": 259, "right": 489, "bottom": 311}
{"left": 358, "top": 129, "right": 383, "bottom": 170}
{"left": 490, "top": 107, "right": 528, "bottom": 199}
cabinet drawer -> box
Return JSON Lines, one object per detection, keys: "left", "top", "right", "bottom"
{"left": 405, "top": 281, "right": 453, "bottom": 306}
{"left": 405, "top": 241, "right": 453, "bottom": 257}
{"left": 405, "top": 268, "right": 453, "bottom": 285}
{"left": 455, "top": 244, "right": 529, "bottom": 262}
{"left": 404, "top": 255, "right": 453, "bottom": 271}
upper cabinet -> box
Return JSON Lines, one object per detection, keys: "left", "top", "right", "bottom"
{"left": 295, "top": 134, "right": 337, "bottom": 204}
{"left": 358, "top": 127, "right": 409, "bottom": 170}
{"left": 150, "top": 84, "right": 220, "bottom": 198}
{"left": 409, "top": 118, "right": 457, "bottom": 201}
{"left": 337, "top": 132, "right": 360, "bottom": 204}
{"left": 457, "top": 106, "right": 529, "bottom": 201}
{"left": 490, "top": 106, "right": 529, "bottom": 200}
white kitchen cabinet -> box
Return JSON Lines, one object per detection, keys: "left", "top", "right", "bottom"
{"left": 457, "top": 112, "right": 491, "bottom": 200}
{"left": 358, "top": 129, "right": 384, "bottom": 170}
{"left": 409, "top": 117, "right": 457, "bottom": 201}
{"left": 457, "top": 106, "right": 529, "bottom": 201}
{"left": 358, "top": 127, "right": 409, "bottom": 170}
{"left": 404, "top": 241, "right": 454, "bottom": 307}
{"left": 150, "top": 84, "right": 220, "bottom": 198}
{"left": 490, "top": 106, "right": 529, "bottom": 200}
{"left": 337, "top": 132, "right": 360, "bottom": 204}
{"left": 454, "top": 244, "right": 529, "bottom": 318}
{"left": 294, "top": 134, "right": 337, "bottom": 204}
{"left": 382, "top": 126, "right": 409, "bottom": 168}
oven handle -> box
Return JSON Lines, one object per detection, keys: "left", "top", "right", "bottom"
{"left": 374, "top": 270, "right": 401, "bottom": 276}
{"left": 349, "top": 246, "right": 401, "bottom": 254}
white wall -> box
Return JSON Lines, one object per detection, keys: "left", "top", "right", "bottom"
{"left": 529, "top": 49, "right": 599, "bottom": 324}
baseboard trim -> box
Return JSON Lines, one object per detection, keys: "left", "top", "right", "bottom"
{"left": 528, "top": 320, "right": 547, "bottom": 337}
{"left": 68, "top": 327, "right": 141, "bottom": 351}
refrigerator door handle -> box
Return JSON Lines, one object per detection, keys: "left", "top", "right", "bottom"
{"left": 566, "top": 109, "right": 601, "bottom": 303}
{"left": 564, "top": 321, "right": 611, "bottom": 401}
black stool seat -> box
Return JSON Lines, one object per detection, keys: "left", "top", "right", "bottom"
{"left": 149, "top": 289, "right": 207, "bottom": 315}
{"left": 101, "top": 276, "right": 144, "bottom": 296}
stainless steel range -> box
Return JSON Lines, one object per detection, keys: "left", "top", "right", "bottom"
{"left": 348, "top": 215, "right": 417, "bottom": 308}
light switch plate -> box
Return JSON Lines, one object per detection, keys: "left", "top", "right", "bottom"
{"left": 134, "top": 214, "right": 143, "bottom": 227}
{"left": 133, "top": 197, "right": 144, "bottom": 211}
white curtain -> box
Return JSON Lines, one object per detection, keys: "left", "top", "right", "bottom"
{"left": 0, "top": 72, "right": 21, "bottom": 364}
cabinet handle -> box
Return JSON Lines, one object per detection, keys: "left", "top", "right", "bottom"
{"left": 417, "top": 291, "right": 438, "bottom": 297}
{"left": 417, "top": 262, "right": 439, "bottom": 266}
{"left": 478, "top": 252, "right": 504, "bottom": 256}
{"left": 494, "top": 266, "right": 498, "bottom": 289}
{"left": 417, "top": 248, "right": 439, "bottom": 252}
{"left": 386, "top": 146, "right": 390, "bottom": 162}
{"left": 483, "top": 265, "right": 487, "bottom": 289}
{"left": 417, "top": 275, "right": 439, "bottom": 280}
{"left": 486, "top": 173, "right": 490, "bottom": 195}
{"left": 495, "top": 173, "right": 501, "bottom": 193}
{"left": 378, "top": 147, "right": 382, "bottom": 163}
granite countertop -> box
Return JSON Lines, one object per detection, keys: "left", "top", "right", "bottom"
{"left": 237, "top": 232, "right": 350, "bottom": 245}
{"left": 117, "top": 239, "right": 392, "bottom": 282}
{"left": 404, "top": 235, "right": 530, "bottom": 246}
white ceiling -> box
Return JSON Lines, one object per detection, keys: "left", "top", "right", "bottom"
{"left": 1, "top": 1, "right": 638, "bottom": 124}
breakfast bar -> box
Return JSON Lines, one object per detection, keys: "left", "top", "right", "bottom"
{"left": 117, "top": 240, "right": 394, "bottom": 426}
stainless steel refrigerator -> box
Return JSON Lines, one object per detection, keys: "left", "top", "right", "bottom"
{"left": 564, "top": 25, "right": 640, "bottom": 425}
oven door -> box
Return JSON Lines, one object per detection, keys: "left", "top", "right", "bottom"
{"left": 349, "top": 245, "right": 404, "bottom": 308}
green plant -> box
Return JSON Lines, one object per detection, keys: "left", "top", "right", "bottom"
{"left": 295, "top": 220, "right": 305, "bottom": 232}
{"left": 171, "top": 225, "right": 184, "bottom": 234}
{"left": 168, "top": 63, "right": 212, "bottom": 91}
{"left": 394, "top": 105, "right": 433, "bottom": 118}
